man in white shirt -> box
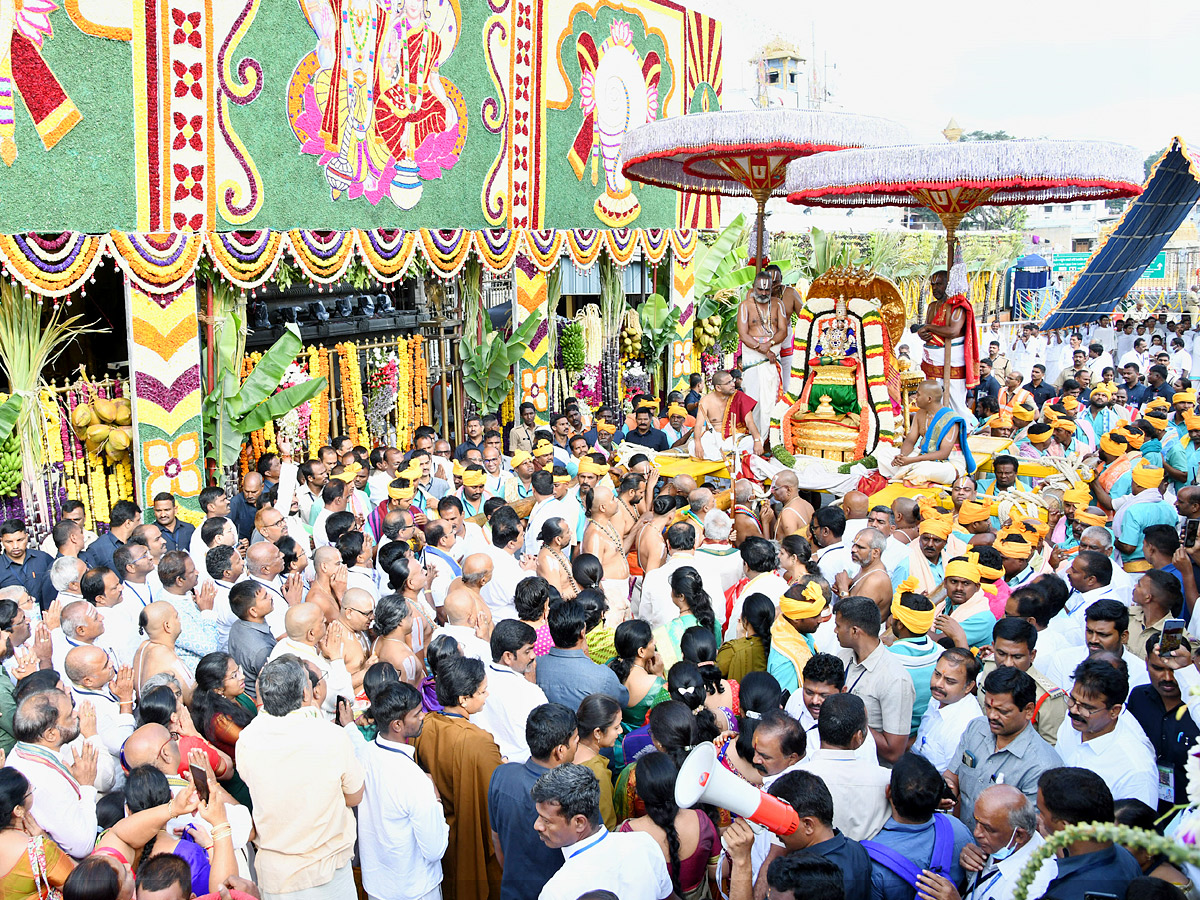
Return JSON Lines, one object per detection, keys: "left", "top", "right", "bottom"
{"left": 798, "top": 691, "right": 891, "bottom": 841}
{"left": 80, "top": 565, "right": 139, "bottom": 665}
{"left": 1171, "top": 336, "right": 1193, "bottom": 378}
{"left": 785, "top": 652, "right": 879, "bottom": 764}
{"left": 337, "top": 530, "right": 379, "bottom": 600}
{"left": 638, "top": 521, "right": 726, "bottom": 630}
{"left": 1041, "top": 599, "right": 1149, "bottom": 693}
{"left": 188, "top": 486, "right": 233, "bottom": 566}
{"left": 63, "top": 645, "right": 136, "bottom": 778}
{"left": 114, "top": 541, "right": 158, "bottom": 615}
{"left": 697, "top": 510, "right": 744, "bottom": 593}
{"left": 49, "top": 598, "right": 106, "bottom": 677}
{"left": 246, "top": 541, "right": 300, "bottom": 638}
{"left": 433, "top": 590, "right": 493, "bottom": 663}
{"left": 351, "top": 681, "right": 448, "bottom": 900}
{"left": 8, "top": 690, "right": 99, "bottom": 859}
{"left": 1086, "top": 342, "right": 1114, "bottom": 380}
{"left": 811, "top": 507, "right": 858, "bottom": 585}
{"left": 532, "top": 764, "right": 673, "bottom": 900}
{"left": 295, "top": 459, "right": 328, "bottom": 524}
{"left": 366, "top": 446, "right": 403, "bottom": 507}
{"left": 204, "top": 544, "right": 244, "bottom": 646}
{"left": 1046, "top": 551, "right": 1120, "bottom": 648}
{"left": 472, "top": 620, "right": 548, "bottom": 762}
{"left": 267, "top": 603, "right": 354, "bottom": 719}
{"left": 914, "top": 649, "right": 984, "bottom": 772}
{"left": 1119, "top": 337, "right": 1151, "bottom": 372}
{"left": 1054, "top": 656, "right": 1159, "bottom": 808}
{"left": 725, "top": 537, "right": 790, "bottom": 639}
{"left": 311, "top": 479, "right": 352, "bottom": 550}
{"left": 958, "top": 785, "right": 1056, "bottom": 900}
{"left": 525, "top": 471, "right": 571, "bottom": 557}
{"left": 481, "top": 516, "right": 531, "bottom": 622}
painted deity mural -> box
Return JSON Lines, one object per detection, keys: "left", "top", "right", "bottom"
{"left": 289, "top": 0, "right": 467, "bottom": 209}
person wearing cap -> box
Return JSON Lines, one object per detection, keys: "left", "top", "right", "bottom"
{"left": 661, "top": 403, "right": 691, "bottom": 449}
{"left": 767, "top": 579, "right": 829, "bottom": 694}
{"left": 1087, "top": 432, "right": 1134, "bottom": 517}
{"left": 456, "top": 465, "right": 491, "bottom": 519}
{"left": 531, "top": 438, "right": 557, "bottom": 474}
{"left": 1114, "top": 460, "right": 1176, "bottom": 572}
{"left": 503, "top": 450, "right": 537, "bottom": 503}
{"left": 890, "top": 510, "right": 961, "bottom": 596}
{"left": 574, "top": 457, "right": 609, "bottom": 498}
{"left": 1049, "top": 484, "right": 1091, "bottom": 550}
{"left": 886, "top": 582, "right": 941, "bottom": 733}
{"left": 984, "top": 412, "right": 1013, "bottom": 439}
{"left": 624, "top": 404, "right": 669, "bottom": 453}
{"left": 1016, "top": 421, "right": 1054, "bottom": 466}
{"left": 1045, "top": 412, "right": 1082, "bottom": 458}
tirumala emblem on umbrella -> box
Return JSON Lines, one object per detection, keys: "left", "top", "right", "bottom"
{"left": 569, "top": 18, "right": 661, "bottom": 227}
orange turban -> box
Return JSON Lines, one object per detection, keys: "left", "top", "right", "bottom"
{"left": 996, "top": 536, "right": 1033, "bottom": 560}
{"left": 958, "top": 499, "right": 996, "bottom": 525}
{"left": 969, "top": 552, "right": 1004, "bottom": 582}
{"left": 667, "top": 404, "right": 687, "bottom": 418}
{"left": 1061, "top": 396, "right": 1080, "bottom": 412}
{"left": 1062, "top": 485, "right": 1091, "bottom": 505}
{"left": 919, "top": 515, "right": 954, "bottom": 540}
{"left": 596, "top": 422, "right": 617, "bottom": 436}
{"left": 1099, "top": 433, "right": 1126, "bottom": 456}
{"left": 780, "top": 582, "right": 829, "bottom": 620}
{"left": 1051, "top": 417, "right": 1077, "bottom": 434}
{"left": 1146, "top": 397, "right": 1171, "bottom": 412}
{"left": 1090, "top": 382, "right": 1116, "bottom": 399}
{"left": 1119, "top": 428, "right": 1146, "bottom": 449}
{"left": 1132, "top": 461, "right": 1164, "bottom": 489}
{"left": 1075, "top": 509, "right": 1108, "bottom": 527}
{"left": 1012, "top": 404, "right": 1035, "bottom": 423}
{"left": 533, "top": 440, "right": 554, "bottom": 456}
{"left": 989, "top": 413, "right": 1014, "bottom": 429}
{"left": 1174, "top": 390, "right": 1197, "bottom": 404}
{"left": 577, "top": 459, "right": 609, "bottom": 475}
{"left": 1185, "top": 411, "right": 1200, "bottom": 430}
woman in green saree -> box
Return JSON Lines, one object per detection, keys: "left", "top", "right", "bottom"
{"left": 654, "top": 566, "right": 721, "bottom": 672}
{"left": 609, "top": 619, "right": 668, "bottom": 732}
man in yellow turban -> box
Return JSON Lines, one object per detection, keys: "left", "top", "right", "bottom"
{"left": 457, "top": 464, "right": 491, "bottom": 518}
{"left": 892, "top": 509, "right": 964, "bottom": 596}
{"left": 957, "top": 498, "right": 997, "bottom": 543}
{"left": 1113, "top": 459, "right": 1176, "bottom": 572}
{"left": 1017, "top": 422, "right": 1053, "bottom": 460}
{"left": 1048, "top": 414, "right": 1082, "bottom": 457}
{"left": 503, "top": 450, "right": 537, "bottom": 503}
{"left": 1082, "top": 379, "right": 1119, "bottom": 445}
{"left": 767, "top": 580, "right": 829, "bottom": 693}
{"left": 940, "top": 556, "right": 998, "bottom": 649}
{"left": 987, "top": 412, "right": 1014, "bottom": 439}
{"left": 662, "top": 403, "right": 691, "bottom": 449}
{"left": 995, "top": 533, "right": 1037, "bottom": 589}
{"left": 886, "top": 579, "right": 941, "bottom": 732}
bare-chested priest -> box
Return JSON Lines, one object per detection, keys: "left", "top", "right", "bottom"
{"left": 581, "top": 482, "right": 631, "bottom": 626}
{"left": 132, "top": 601, "right": 195, "bottom": 703}
{"left": 738, "top": 271, "right": 790, "bottom": 439}
{"left": 765, "top": 262, "right": 805, "bottom": 397}
{"left": 881, "top": 380, "right": 977, "bottom": 485}
{"left": 918, "top": 267, "right": 979, "bottom": 420}
{"left": 693, "top": 370, "right": 764, "bottom": 462}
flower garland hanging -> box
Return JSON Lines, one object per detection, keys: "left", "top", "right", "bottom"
{"left": 411, "top": 336, "right": 429, "bottom": 427}
{"left": 394, "top": 337, "right": 410, "bottom": 448}
{"left": 337, "top": 342, "right": 367, "bottom": 445}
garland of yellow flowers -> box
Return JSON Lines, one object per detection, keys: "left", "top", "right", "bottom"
{"left": 412, "top": 335, "right": 430, "bottom": 427}
{"left": 395, "top": 337, "right": 411, "bottom": 448}
{"left": 308, "top": 346, "right": 329, "bottom": 457}
{"left": 336, "top": 342, "right": 366, "bottom": 445}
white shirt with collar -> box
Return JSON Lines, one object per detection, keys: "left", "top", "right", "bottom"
{"left": 347, "top": 565, "right": 380, "bottom": 600}
{"left": 367, "top": 470, "right": 394, "bottom": 507}
{"left": 1046, "top": 583, "right": 1117, "bottom": 647}
{"left": 295, "top": 484, "right": 319, "bottom": 524}
{"left": 965, "top": 830, "right": 1056, "bottom": 900}
{"left": 1054, "top": 715, "right": 1159, "bottom": 808}
{"left": 787, "top": 698, "right": 879, "bottom": 764}
{"left": 1041, "top": 645, "right": 1150, "bottom": 695}
{"left": 914, "top": 694, "right": 985, "bottom": 772}
{"left": 248, "top": 574, "right": 289, "bottom": 638}
{"left": 433, "top": 623, "right": 493, "bottom": 664}
{"left": 211, "top": 576, "right": 243, "bottom": 646}
{"left": 470, "top": 662, "right": 548, "bottom": 763}
{"left": 40, "top": 530, "right": 98, "bottom": 556}
{"left": 352, "top": 733, "right": 449, "bottom": 900}
{"left": 66, "top": 680, "right": 135, "bottom": 769}
{"left": 94, "top": 604, "right": 139, "bottom": 666}
{"left": 538, "top": 826, "right": 673, "bottom": 900}
{"left": 480, "top": 545, "right": 523, "bottom": 622}
{"left": 267, "top": 638, "right": 353, "bottom": 719}
{"left": 8, "top": 743, "right": 98, "bottom": 858}
{"left": 637, "top": 552, "right": 727, "bottom": 631}
{"left": 815, "top": 541, "right": 858, "bottom": 584}
{"left": 525, "top": 496, "right": 573, "bottom": 556}
{"left": 120, "top": 579, "right": 156, "bottom": 615}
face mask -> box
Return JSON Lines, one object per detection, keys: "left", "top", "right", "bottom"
{"left": 990, "top": 828, "right": 1020, "bottom": 862}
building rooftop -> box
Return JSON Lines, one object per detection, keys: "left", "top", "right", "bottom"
{"left": 759, "top": 36, "right": 805, "bottom": 61}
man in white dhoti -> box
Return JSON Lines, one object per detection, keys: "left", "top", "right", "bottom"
{"left": 692, "top": 370, "right": 763, "bottom": 463}
{"left": 738, "top": 272, "right": 790, "bottom": 441}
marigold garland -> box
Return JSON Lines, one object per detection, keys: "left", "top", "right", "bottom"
{"left": 336, "top": 342, "right": 366, "bottom": 444}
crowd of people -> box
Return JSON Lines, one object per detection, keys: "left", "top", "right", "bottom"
{"left": 0, "top": 355, "right": 1194, "bottom": 900}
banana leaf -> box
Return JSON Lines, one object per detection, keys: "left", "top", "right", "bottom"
{"left": 694, "top": 214, "right": 745, "bottom": 298}
{"left": 0, "top": 394, "right": 23, "bottom": 441}
{"left": 230, "top": 324, "right": 307, "bottom": 416}
{"left": 236, "top": 380, "right": 327, "bottom": 433}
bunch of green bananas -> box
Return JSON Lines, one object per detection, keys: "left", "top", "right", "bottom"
{"left": 695, "top": 314, "right": 722, "bottom": 352}
{"left": 561, "top": 322, "right": 585, "bottom": 371}
{"left": 0, "top": 432, "right": 20, "bottom": 496}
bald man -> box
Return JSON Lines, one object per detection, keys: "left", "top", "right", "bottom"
{"left": 892, "top": 497, "right": 920, "bottom": 545}
{"left": 841, "top": 490, "right": 870, "bottom": 544}
{"left": 51, "top": 599, "right": 106, "bottom": 676}
{"left": 731, "top": 479, "right": 765, "bottom": 546}
{"left": 245, "top": 540, "right": 303, "bottom": 634}
{"left": 267, "top": 602, "right": 352, "bottom": 718}
{"left": 434, "top": 589, "right": 493, "bottom": 663}
{"left": 230, "top": 472, "right": 263, "bottom": 542}
{"left": 673, "top": 474, "right": 699, "bottom": 498}
{"left": 768, "top": 472, "right": 813, "bottom": 540}
{"left": 883, "top": 380, "right": 974, "bottom": 485}
{"left": 447, "top": 553, "right": 495, "bottom": 636}
{"left": 581, "top": 483, "right": 631, "bottom": 625}
{"left": 304, "top": 545, "right": 346, "bottom": 625}
{"left": 63, "top": 644, "right": 135, "bottom": 764}
{"left": 121, "top": 722, "right": 184, "bottom": 776}
{"left": 684, "top": 489, "right": 716, "bottom": 548}
{"left": 956, "top": 783, "right": 1053, "bottom": 900}
{"left": 131, "top": 601, "right": 194, "bottom": 703}
{"left": 334, "top": 587, "right": 376, "bottom": 694}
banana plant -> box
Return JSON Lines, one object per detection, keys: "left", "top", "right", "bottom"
{"left": 204, "top": 318, "right": 327, "bottom": 485}
{"left": 638, "top": 292, "right": 681, "bottom": 395}
{"left": 795, "top": 227, "right": 858, "bottom": 282}
{"left": 461, "top": 308, "right": 543, "bottom": 414}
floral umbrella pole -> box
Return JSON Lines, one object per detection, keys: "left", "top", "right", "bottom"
{"left": 784, "top": 139, "right": 1146, "bottom": 274}
{"left": 620, "top": 108, "right": 911, "bottom": 272}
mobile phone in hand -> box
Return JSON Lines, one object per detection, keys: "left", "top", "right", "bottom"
{"left": 189, "top": 763, "right": 210, "bottom": 804}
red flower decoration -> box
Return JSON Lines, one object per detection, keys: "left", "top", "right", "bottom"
{"left": 172, "top": 113, "right": 203, "bottom": 151}
{"left": 173, "top": 212, "right": 204, "bottom": 231}
{"left": 172, "top": 60, "right": 203, "bottom": 99}
{"left": 172, "top": 10, "right": 202, "bottom": 48}
{"left": 172, "top": 163, "right": 204, "bottom": 201}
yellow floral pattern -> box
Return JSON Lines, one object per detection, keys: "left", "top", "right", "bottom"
{"left": 142, "top": 435, "right": 202, "bottom": 498}
{"left": 522, "top": 365, "right": 548, "bottom": 412}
